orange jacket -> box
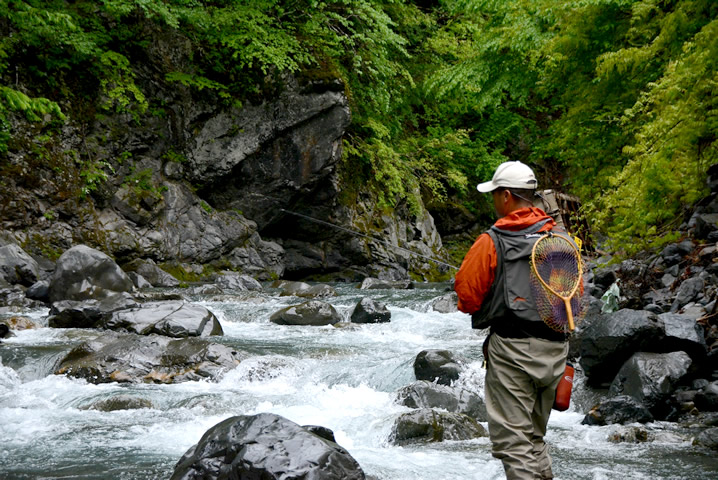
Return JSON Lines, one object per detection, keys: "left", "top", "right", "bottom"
{"left": 454, "top": 207, "right": 555, "bottom": 314}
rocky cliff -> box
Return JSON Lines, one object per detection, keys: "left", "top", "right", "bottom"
{"left": 0, "top": 31, "right": 446, "bottom": 282}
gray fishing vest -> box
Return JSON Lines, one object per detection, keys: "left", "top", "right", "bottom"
{"left": 471, "top": 218, "right": 553, "bottom": 330}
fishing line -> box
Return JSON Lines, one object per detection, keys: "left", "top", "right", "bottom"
{"left": 280, "top": 208, "right": 460, "bottom": 270}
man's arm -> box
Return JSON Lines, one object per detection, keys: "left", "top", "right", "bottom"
{"left": 454, "top": 233, "right": 497, "bottom": 314}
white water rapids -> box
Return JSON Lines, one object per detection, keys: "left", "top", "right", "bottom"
{"left": 1, "top": 284, "right": 717, "bottom": 479}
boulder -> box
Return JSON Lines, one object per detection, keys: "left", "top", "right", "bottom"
{"left": 658, "top": 312, "right": 708, "bottom": 359}
{"left": 171, "top": 413, "right": 365, "bottom": 480}
{"left": 359, "top": 277, "right": 413, "bottom": 290}
{"left": 214, "top": 271, "right": 262, "bottom": 291}
{"left": 49, "top": 245, "right": 134, "bottom": 302}
{"left": 695, "top": 382, "right": 718, "bottom": 412}
{"left": 582, "top": 395, "right": 654, "bottom": 426}
{"left": 693, "top": 427, "right": 718, "bottom": 450}
{"left": 413, "top": 349, "right": 464, "bottom": 386}
{"left": 123, "top": 258, "right": 180, "bottom": 287}
{"left": 609, "top": 351, "right": 692, "bottom": 415}
{"left": 578, "top": 309, "right": 664, "bottom": 387}
{"left": 430, "top": 292, "right": 458, "bottom": 313}
{"left": 0, "top": 243, "right": 40, "bottom": 286}
{"left": 48, "top": 292, "right": 140, "bottom": 329}
{"left": 100, "top": 301, "right": 224, "bottom": 337}
{"left": 127, "top": 272, "right": 152, "bottom": 289}
{"left": 269, "top": 300, "right": 342, "bottom": 326}
{"left": 25, "top": 280, "right": 50, "bottom": 303}
{"left": 350, "top": 297, "right": 391, "bottom": 324}
{"left": 55, "top": 332, "right": 241, "bottom": 384}
{"left": 670, "top": 277, "right": 705, "bottom": 313}
{"left": 388, "top": 408, "right": 487, "bottom": 445}
{"left": 396, "top": 380, "right": 487, "bottom": 421}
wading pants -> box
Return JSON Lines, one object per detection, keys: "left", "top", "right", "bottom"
{"left": 484, "top": 333, "right": 568, "bottom": 480}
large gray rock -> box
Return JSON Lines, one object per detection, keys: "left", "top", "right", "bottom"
{"left": 48, "top": 292, "right": 140, "bottom": 329}
{"left": 171, "top": 413, "right": 365, "bottom": 480}
{"left": 397, "top": 380, "right": 487, "bottom": 421}
{"left": 388, "top": 408, "right": 487, "bottom": 445}
{"left": 658, "top": 312, "right": 708, "bottom": 359}
{"left": 359, "top": 277, "right": 413, "bottom": 290}
{"left": 100, "top": 301, "right": 223, "bottom": 337}
{"left": 0, "top": 243, "right": 40, "bottom": 286}
{"left": 578, "top": 309, "right": 664, "bottom": 387}
{"left": 694, "top": 427, "right": 718, "bottom": 450}
{"left": 55, "top": 332, "right": 241, "bottom": 384}
{"left": 123, "top": 258, "right": 180, "bottom": 287}
{"left": 582, "top": 395, "right": 654, "bottom": 426}
{"left": 49, "top": 245, "right": 134, "bottom": 302}
{"left": 671, "top": 277, "right": 705, "bottom": 312}
{"left": 609, "top": 351, "right": 692, "bottom": 415}
{"left": 350, "top": 297, "right": 391, "bottom": 324}
{"left": 269, "top": 300, "right": 342, "bottom": 326}
{"left": 214, "top": 271, "right": 262, "bottom": 291}
{"left": 431, "top": 292, "right": 459, "bottom": 313}
{"left": 413, "top": 349, "right": 464, "bottom": 386}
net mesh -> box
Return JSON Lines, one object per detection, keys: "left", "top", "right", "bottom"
{"left": 529, "top": 234, "right": 585, "bottom": 333}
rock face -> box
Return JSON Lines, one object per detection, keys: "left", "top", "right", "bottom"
{"left": 49, "top": 245, "right": 134, "bottom": 302}
{"left": 55, "top": 332, "right": 241, "bottom": 384}
{"left": 269, "top": 300, "right": 342, "bottom": 326}
{"left": 171, "top": 413, "right": 366, "bottom": 480}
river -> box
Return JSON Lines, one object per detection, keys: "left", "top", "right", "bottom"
{"left": 1, "top": 283, "right": 717, "bottom": 479}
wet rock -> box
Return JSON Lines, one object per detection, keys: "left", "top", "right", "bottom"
{"left": 0, "top": 323, "right": 11, "bottom": 339}
{"left": 658, "top": 312, "right": 708, "bottom": 360}
{"left": 171, "top": 413, "right": 365, "bottom": 480}
{"left": 579, "top": 309, "right": 664, "bottom": 387}
{"left": 396, "top": 380, "right": 487, "bottom": 421}
{"left": 0, "top": 243, "right": 40, "bottom": 286}
{"left": 86, "top": 395, "right": 153, "bottom": 411}
{"left": 350, "top": 297, "right": 391, "bottom": 324}
{"left": 582, "top": 395, "right": 654, "bottom": 425}
{"left": 49, "top": 245, "right": 134, "bottom": 302}
{"left": 4, "top": 316, "right": 39, "bottom": 330}
{"left": 55, "top": 332, "right": 241, "bottom": 384}
{"left": 48, "top": 293, "right": 139, "bottom": 329}
{"left": 123, "top": 258, "right": 180, "bottom": 287}
{"left": 693, "top": 427, "right": 718, "bottom": 450}
{"left": 609, "top": 351, "right": 692, "bottom": 415}
{"left": 430, "top": 292, "right": 458, "bottom": 313}
{"left": 607, "top": 426, "right": 650, "bottom": 443}
{"left": 359, "top": 277, "right": 414, "bottom": 290}
{"left": 278, "top": 281, "right": 311, "bottom": 296}
{"left": 388, "top": 408, "right": 487, "bottom": 445}
{"left": 695, "top": 382, "right": 718, "bottom": 412}
{"left": 413, "top": 349, "right": 464, "bottom": 386}
{"left": 269, "top": 300, "right": 342, "bottom": 326}
{"left": 100, "top": 300, "right": 223, "bottom": 337}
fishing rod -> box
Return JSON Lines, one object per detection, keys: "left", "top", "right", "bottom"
{"left": 280, "top": 208, "right": 460, "bottom": 270}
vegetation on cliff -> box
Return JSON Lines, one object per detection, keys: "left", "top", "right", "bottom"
{"left": 0, "top": 0, "right": 715, "bottom": 255}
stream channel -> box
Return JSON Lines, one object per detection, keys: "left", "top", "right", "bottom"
{"left": 2, "top": 283, "right": 718, "bottom": 479}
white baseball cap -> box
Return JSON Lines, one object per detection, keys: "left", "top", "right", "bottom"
{"left": 477, "top": 161, "right": 537, "bottom": 193}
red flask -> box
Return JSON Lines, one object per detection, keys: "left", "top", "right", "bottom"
{"left": 553, "top": 363, "right": 574, "bottom": 411}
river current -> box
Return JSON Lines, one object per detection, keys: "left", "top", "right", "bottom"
{"left": 1, "top": 283, "right": 717, "bottom": 479}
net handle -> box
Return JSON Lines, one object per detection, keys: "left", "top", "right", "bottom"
{"left": 530, "top": 233, "right": 583, "bottom": 332}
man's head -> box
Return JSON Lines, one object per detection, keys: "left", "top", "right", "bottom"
{"left": 477, "top": 161, "right": 537, "bottom": 217}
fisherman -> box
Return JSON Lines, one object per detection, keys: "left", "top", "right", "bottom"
{"left": 454, "top": 161, "right": 568, "bottom": 480}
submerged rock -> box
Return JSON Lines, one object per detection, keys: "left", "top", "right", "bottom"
{"left": 171, "top": 413, "right": 365, "bottom": 480}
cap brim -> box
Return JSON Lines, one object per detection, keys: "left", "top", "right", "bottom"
{"left": 477, "top": 181, "right": 497, "bottom": 193}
